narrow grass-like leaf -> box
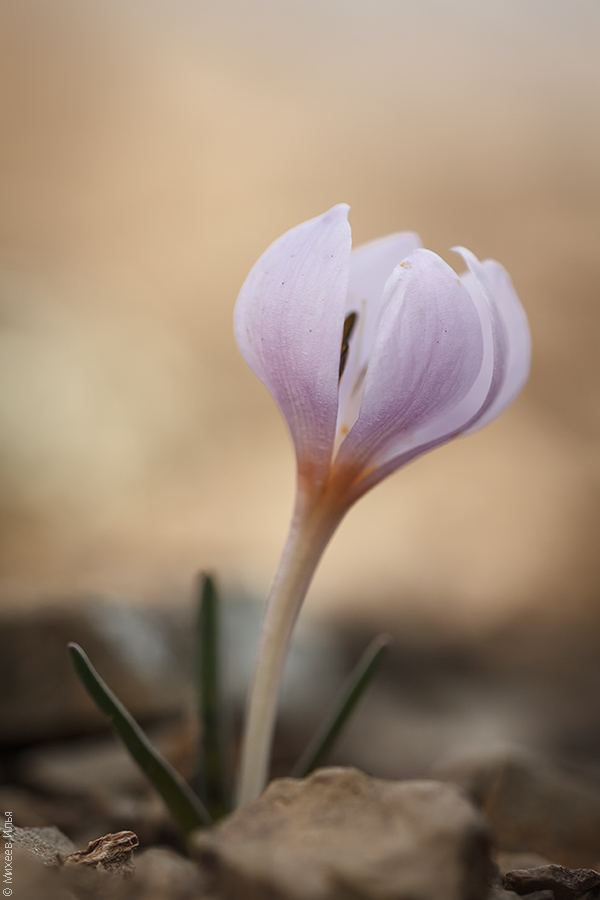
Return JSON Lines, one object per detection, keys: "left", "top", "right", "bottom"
{"left": 292, "top": 633, "right": 391, "bottom": 778}
{"left": 195, "top": 573, "right": 230, "bottom": 819}
{"left": 68, "top": 642, "right": 211, "bottom": 836}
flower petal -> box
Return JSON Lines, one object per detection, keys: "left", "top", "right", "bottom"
{"left": 455, "top": 251, "right": 531, "bottom": 434}
{"left": 335, "top": 248, "right": 486, "bottom": 484}
{"left": 337, "top": 232, "right": 423, "bottom": 440}
{"left": 234, "top": 205, "right": 352, "bottom": 484}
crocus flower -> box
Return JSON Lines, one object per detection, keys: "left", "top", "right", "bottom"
{"left": 235, "top": 204, "right": 530, "bottom": 805}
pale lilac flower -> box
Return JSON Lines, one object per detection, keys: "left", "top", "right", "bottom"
{"left": 235, "top": 204, "right": 530, "bottom": 805}
{"left": 235, "top": 203, "right": 530, "bottom": 511}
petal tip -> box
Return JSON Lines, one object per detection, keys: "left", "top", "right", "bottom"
{"left": 451, "top": 245, "right": 478, "bottom": 268}
{"left": 326, "top": 202, "right": 351, "bottom": 222}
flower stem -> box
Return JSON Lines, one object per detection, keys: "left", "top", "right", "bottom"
{"left": 236, "top": 493, "right": 343, "bottom": 806}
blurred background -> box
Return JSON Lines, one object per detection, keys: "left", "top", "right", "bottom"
{"left": 1, "top": 0, "right": 600, "bottom": 794}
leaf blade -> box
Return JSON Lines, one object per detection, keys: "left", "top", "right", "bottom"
{"left": 195, "top": 573, "right": 231, "bottom": 819}
{"left": 68, "top": 642, "right": 211, "bottom": 836}
{"left": 292, "top": 633, "right": 391, "bottom": 778}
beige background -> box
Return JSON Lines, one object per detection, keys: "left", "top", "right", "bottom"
{"left": 1, "top": 0, "right": 599, "bottom": 638}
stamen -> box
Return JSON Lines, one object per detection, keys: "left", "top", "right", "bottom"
{"left": 339, "top": 312, "right": 358, "bottom": 382}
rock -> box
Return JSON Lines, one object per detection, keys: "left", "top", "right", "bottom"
{"left": 6, "top": 844, "right": 131, "bottom": 900}
{"left": 128, "top": 847, "right": 210, "bottom": 899}
{"left": 3, "top": 829, "right": 207, "bottom": 900}
{"left": 193, "top": 767, "right": 491, "bottom": 900}
{"left": 5, "top": 824, "right": 77, "bottom": 865}
{"left": 503, "top": 864, "right": 600, "bottom": 900}
{"left": 3, "top": 824, "right": 138, "bottom": 877}
{"left": 436, "top": 745, "right": 600, "bottom": 868}
{"left": 2, "top": 845, "right": 71, "bottom": 900}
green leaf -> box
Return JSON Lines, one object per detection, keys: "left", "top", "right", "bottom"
{"left": 292, "top": 633, "right": 391, "bottom": 778}
{"left": 68, "top": 642, "right": 211, "bottom": 836}
{"left": 195, "top": 573, "right": 231, "bottom": 819}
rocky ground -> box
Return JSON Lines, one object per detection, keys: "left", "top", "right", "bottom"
{"left": 7, "top": 758, "right": 600, "bottom": 899}
{"left": 3, "top": 599, "right": 600, "bottom": 899}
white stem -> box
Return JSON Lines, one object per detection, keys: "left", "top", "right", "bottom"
{"left": 236, "top": 494, "right": 343, "bottom": 807}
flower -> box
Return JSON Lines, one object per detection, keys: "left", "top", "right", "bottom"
{"left": 235, "top": 204, "right": 530, "bottom": 805}
{"left": 235, "top": 203, "right": 530, "bottom": 509}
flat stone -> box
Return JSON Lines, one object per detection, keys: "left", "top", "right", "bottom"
{"left": 437, "top": 745, "right": 600, "bottom": 868}
{"left": 4, "top": 824, "right": 76, "bottom": 865}
{"left": 193, "top": 767, "right": 491, "bottom": 900}
{"left": 503, "top": 864, "right": 600, "bottom": 900}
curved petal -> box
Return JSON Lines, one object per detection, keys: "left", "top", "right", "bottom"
{"left": 335, "top": 248, "right": 486, "bottom": 480}
{"left": 337, "top": 232, "right": 423, "bottom": 440}
{"left": 341, "top": 249, "right": 530, "bottom": 503}
{"left": 234, "top": 205, "right": 352, "bottom": 485}
{"left": 456, "top": 252, "right": 531, "bottom": 434}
